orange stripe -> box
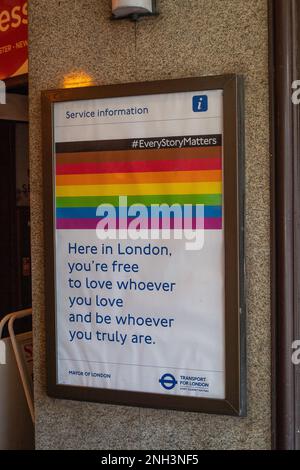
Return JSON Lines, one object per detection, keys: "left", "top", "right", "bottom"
{"left": 56, "top": 170, "right": 222, "bottom": 186}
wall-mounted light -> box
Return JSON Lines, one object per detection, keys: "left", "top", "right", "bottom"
{"left": 62, "top": 71, "right": 94, "bottom": 89}
{"left": 112, "top": 0, "right": 158, "bottom": 21}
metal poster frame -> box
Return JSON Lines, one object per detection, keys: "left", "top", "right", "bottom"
{"left": 42, "top": 75, "right": 245, "bottom": 416}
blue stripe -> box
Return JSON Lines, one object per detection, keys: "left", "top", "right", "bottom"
{"left": 56, "top": 206, "right": 222, "bottom": 219}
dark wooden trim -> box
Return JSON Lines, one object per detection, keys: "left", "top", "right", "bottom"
{"left": 4, "top": 74, "right": 28, "bottom": 91}
{"left": 42, "top": 75, "right": 245, "bottom": 416}
{"left": 270, "top": 0, "right": 300, "bottom": 450}
{"left": 0, "top": 121, "right": 18, "bottom": 320}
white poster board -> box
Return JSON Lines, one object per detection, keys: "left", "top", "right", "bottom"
{"left": 43, "top": 77, "right": 245, "bottom": 415}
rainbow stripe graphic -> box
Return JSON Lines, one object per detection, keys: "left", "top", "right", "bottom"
{"left": 55, "top": 135, "right": 223, "bottom": 230}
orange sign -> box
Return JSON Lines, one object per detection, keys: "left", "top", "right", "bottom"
{"left": 0, "top": 0, "right": 28, "bottom": 80}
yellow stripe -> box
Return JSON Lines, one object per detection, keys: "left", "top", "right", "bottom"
{"left": 56, "top": 182, "right": 222, "bottom": 197}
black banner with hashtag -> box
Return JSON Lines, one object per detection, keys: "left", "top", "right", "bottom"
{"left": 55, "top": 134, "right": 222, "bottom": 153}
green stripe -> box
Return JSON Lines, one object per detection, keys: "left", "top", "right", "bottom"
{"left": 56, "top": 194, "right": 222, "bottom": 208}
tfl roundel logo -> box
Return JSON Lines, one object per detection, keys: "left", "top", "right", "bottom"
{"left": 159, "top": 373, "right": 178, "bottom": 390}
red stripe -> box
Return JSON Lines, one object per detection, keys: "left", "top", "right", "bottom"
{"left": 56, "top": 157, "right": 222, "bottom": 175}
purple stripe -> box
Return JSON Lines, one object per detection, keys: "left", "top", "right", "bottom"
{"left": 56, "top": 218, "right": 222, "bottom": 230}
{"left": 205, "top": 217, "right": 223, "bottom": 230}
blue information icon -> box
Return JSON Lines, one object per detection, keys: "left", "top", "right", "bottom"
{"left": 193, "top": 95, "right": 208, "bottom": 112}
{"left": 159, "top": 373, "right": 178, "bottom": 390}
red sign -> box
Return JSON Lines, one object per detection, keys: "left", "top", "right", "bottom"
{"left": 0, "top": 0, "right": 28, "bottom": 80}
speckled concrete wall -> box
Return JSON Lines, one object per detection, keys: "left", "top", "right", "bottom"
{"left": 29, "top": 0, "right": 271, "bottom": 449}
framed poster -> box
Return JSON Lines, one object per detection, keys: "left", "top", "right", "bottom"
{"left": 42, "top": 75, "right": 245, "bottom": 416}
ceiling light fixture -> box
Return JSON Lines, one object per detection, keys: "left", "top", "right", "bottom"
{"left": 112, "top": 0, "right": 158, "bottom": 21}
